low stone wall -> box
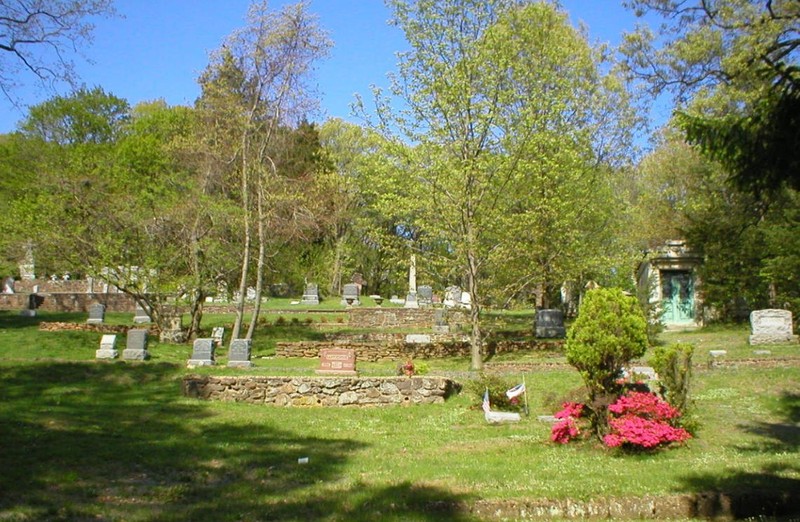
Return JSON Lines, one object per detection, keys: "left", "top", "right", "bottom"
{"left": 181, "top": 375, "right": 459, "bottom": 407}
{"left": 0, "top": 292, "right": 137, "bottom": 313}
{"left": 276, "top": 339, "right": 563, "bottom": 361}
{"left": 347, "top": 307, "right": 468, "bottom": 329}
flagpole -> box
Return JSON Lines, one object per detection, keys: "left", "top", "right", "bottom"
{"left": 522, "top": 373, "right": 529, "bottom": 416}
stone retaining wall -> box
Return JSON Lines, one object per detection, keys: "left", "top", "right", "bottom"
{"left": 347, "top": 307, "right": 468, "bottom": 329}
{"left": 182, "top": 375, "right": 459, "bottom": 407}
{"left": 0, "top": 292, "right": 137, "bottom": 312}
{"left": 276, "top": 339, "right": 563, "bottom": 361}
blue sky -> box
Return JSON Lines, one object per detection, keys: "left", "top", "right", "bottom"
{"left": 0, "top": 0, "right": 668, "bottom": 136}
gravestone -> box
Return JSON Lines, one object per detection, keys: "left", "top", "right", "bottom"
{"left": 749, "top": 309, "right": 798, "bottom": 345}
{"left": 405, "top": 254, "right": 419, "bottom": 309}
{"left": 95, "top": 334, "right": 118, "bottom": 359}
{"left": 417, "top": 285, "right": 433, "bottom": 306}
{"left": 460, "top": 291, "right": 472, "bottom": 309}
{"left": 2, "top": 277, "right": 14, "bottom": 294}
{"left": 211, "top": 326, "right": 225, "bottom": 347}
{"left": 87, "top": 303, "right": 106, "bottom": 325}
{"left": 432, "top": 308, "right": 450, "bottom": 334}
{"left": 20, "top": 293, "right": 39, "bottom": 317}
{"left": 341, "top": 283, "right": 360, "bottom": 305}
{"left": 535, "top": 309, "right": 566, "bottom": 339}
{"left": 301, "top": 283, "right": 320, "bottom": 305}
{"left": 133, "top": 303, "right": 151, "bottom": 324}
{"left": 227, "top": 338, "right": 253, "bottom": 368}
{"left": 316, "top": 348, "right": 357, "bottom": 376}
{"left": 187, "top": 338, "right": 216, "bottom": 368}
{"left": 389, "top": 295, "right": 405, "bottom": 305}
{"left": 405, "top": 333, "right": 431, "bottom": 344}
{"left": 123, "top": 329, "right": 149, "bottom": 360}
{"left": 159, "top": 314, "right": 186, "bottom": 343}
{"left": 443, "top": 286, "right": 462, "bottom": 308}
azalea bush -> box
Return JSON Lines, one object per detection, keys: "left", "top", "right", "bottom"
{"left": 550, "top": 391, "right": 692, "bottom": 450}
{"left": 604, "top": 391, "right": 692, "bottom": 450}
{"left": 550, "top": 402, "right": 586, "bottom": 444}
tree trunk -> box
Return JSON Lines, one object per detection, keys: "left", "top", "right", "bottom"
{"left": 246, "top": 182, "right": 268, "bottom": 339}
{"left": 231, "top": 138, "right": 251, "bottom": 344}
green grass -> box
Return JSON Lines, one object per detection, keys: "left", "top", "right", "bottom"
{"left": 0, "top": 310, "right": 798, "bottom": 521}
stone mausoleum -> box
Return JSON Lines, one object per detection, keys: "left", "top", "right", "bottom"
{"left": 637, "top": 240, "right": 703, "bottom": 328}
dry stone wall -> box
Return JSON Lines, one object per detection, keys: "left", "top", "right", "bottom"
{"left": 0, "top": 292, "right": 136, "bottom": 312}
{"left": 276, "top": 339, "right": 563, "bottom": 361}
{"left": 347, "top": 307, "right": 468, "bottom": 329}
{"left": 182, "top": 375, "right": 459, "bottom": 407}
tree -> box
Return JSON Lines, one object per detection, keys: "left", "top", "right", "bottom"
{"left": 0, "top": 0, "right": 114, "bottom": 102}
{"left": 621, "top": 0, "right": 800, "bottom": 194}
{"left": 197, "top": 0, "right": 331, "bottom": 342}
{"left": 363, "top": 0, "right": 635, "bottom": 369}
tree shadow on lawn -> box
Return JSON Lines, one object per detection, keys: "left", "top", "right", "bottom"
{"left": 0, "top": 310, "right": 84, "bottom": 330}
{"left": 677, "top": 392, "right": 800, "bottom": 520}
{"left": 0, "top": 361, "right": 476, "bottom": 521}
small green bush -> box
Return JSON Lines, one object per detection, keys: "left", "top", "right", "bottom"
{"left": 565, "top": 287, "right": 649, "bottom": 435}
{"left": 650, "top": 342, "right": 694, "bottom": 415}
{"left": 464, "top": 373, "right": 526, "bottom": 412}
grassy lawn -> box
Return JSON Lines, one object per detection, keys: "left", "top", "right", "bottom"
{"left": 0, "top": 311, "right": 798, "bottom": 521}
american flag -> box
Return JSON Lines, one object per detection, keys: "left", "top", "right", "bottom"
{"left": 482, "top": 389, "right": 491, "bottom": 413}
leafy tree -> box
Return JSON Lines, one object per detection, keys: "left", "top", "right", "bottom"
{"left": 362, "top": 0, "right": 635, "bottom": 369}
{"left": 621, "top": 0, "right": 800, "bottom": 194}
{"left": 0, "top": 0, "right": 115, "bottom": 102}
{"left": 197, "top": 0, "right": 331, "bottom": 342}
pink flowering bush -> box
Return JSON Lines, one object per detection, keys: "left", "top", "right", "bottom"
{"left": 550, "top": 392, "right": 691, "bottom": 450}
{"left": 550, "top": 402, "right": 586, "bottom": 444}
{"left": 603, "top": 391, "right": 691, "bottom": 450}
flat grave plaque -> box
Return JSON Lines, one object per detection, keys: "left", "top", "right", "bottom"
{"left": 316, "top": 348, "right": 357, "bottom": 376}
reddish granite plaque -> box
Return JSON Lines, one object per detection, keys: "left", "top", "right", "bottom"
{"left": 316, "top": 348, "right": 357, "bottom": 376}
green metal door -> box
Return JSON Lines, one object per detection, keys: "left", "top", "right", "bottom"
{"left": 661, "top": 271, "right": 694, "bottom": 324}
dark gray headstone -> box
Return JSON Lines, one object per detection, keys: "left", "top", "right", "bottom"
{"left": 227, "top": 338, "right": 253, "bottom": 368}
{"left": 133, "top": 303, "right": 151, "bottom": 324}
{"left": 535, "top": 309, "right": 566, "bottom": 339}
{"left": 301, "top": 283, "right": 320, "bottom": 305}
{"left": 417, "top": 285, "right": 433, "bottom": 306}
{"left": 87, "top": 303, "right": 106, "bottom": 325}
{"left": 341, "top": 283, "right": 360, "bottom": 305}
{"left": 432, "top": 308, "right": 450, "bottom": 333}
{"left": 187, "top": 338, "right": 215, "bottom": 368}
{"left": 123, "top": 329, "right": 149, "bottom": 360}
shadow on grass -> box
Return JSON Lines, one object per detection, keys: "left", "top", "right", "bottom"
{"left": 0, "top": 310, "right": 85, "bottom": 329}
{"left": 678, "top": 391, "right": 800, "bottom": 520}
{"left": 0, "top": 361, "right": 476, "bottom": 521}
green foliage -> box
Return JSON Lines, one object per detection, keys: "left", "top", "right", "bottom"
{"left": 650, "top": 342, "right": 694, "bottom": 415}
{"left": 463, "top": 373, "right": 525, "bottom": 413}
{"left": 565, "top": 288, "right": 648, "bottom": 406}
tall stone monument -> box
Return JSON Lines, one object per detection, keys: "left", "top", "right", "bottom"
{"left": 404, "top": 254, "right": 419, "bottom": 309}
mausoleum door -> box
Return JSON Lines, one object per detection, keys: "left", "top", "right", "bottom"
{"left": 661, "top": 271, "right": 694, "bottom": 324}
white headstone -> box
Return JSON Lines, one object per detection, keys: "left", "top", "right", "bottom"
{"left": 95, "top": 334, "right": 118, "bottom": 359}
{"left": 749, "top": 309, "right": 798, "bottom": 345}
